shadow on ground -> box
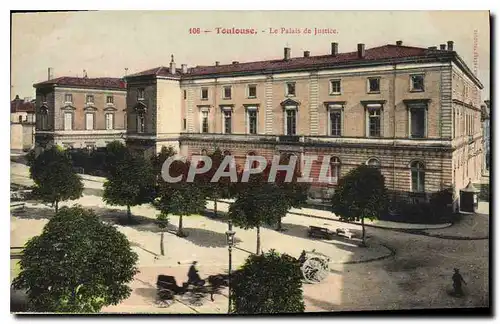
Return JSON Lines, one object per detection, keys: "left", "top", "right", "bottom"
{"left": 180, "top": 227, "right": 242, "bottom": 248}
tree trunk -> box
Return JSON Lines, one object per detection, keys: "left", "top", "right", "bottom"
{"left": 276, "top": 218, "right": 282, "bottom": 231}
{"left": 256, "top": 226, "right": 261, "bottom": 255}
{"left": 160, "top": 231, "right": 165, "bottom": 256}
{"left": 178, "top": 215, "right": 184, "bottom": 236}
{"left": 127, "top": 205, "right": 132, "bottom": 223}
{"left": 214, "top": 198, "right": 218, "bottom": 218}
{"left": 361, "top": 217, "right": 366, "bottom": 246}
{"left": 54, "top": 200, "right": 59, "bottom": 214}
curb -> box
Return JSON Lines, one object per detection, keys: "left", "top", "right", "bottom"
{"left": 389, "top": 228, "right": 489, "bottom": 241}
{"left": 287, "top": 210, "right": 452, "bottom": 232}
{"left": 336, "top": 243, "right": 396, "bottom": 265}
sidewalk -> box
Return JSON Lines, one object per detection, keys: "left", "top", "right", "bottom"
{"left": 216, "top": 199, "right": 452, "bottom": 231}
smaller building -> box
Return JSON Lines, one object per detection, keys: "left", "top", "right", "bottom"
{"left": 11, "top": 95, "right": 36, "bottom": 152}
{"left": 34, "top": 75, "right": 127, "bottom": 149}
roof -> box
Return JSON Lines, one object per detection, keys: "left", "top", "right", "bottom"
{"left": 126, "top": 66, "right": 182, "bottom": 78}
{"left": 11, "top": 96, "right": 35, "bottom": 113}
{"left": 34, "top": 77, "right": 126, "bottom": 90}
{"left": 126, "top": 44, "right": 483, "bottom": 89}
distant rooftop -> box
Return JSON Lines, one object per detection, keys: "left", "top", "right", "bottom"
{"left": 11, "top": 95, "right": 35, "bottom": 113}
{"left": 34, "top": 77, "right": 126, "bottom": 90}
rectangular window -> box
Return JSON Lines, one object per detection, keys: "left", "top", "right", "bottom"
{"left": 223, "top": 86, "right": 231, "bottom": 99}
{"left": 85, "top": 113, "right": 94, "bottom": 130}
{"left": 223, "top": 110, "right": 232, "bottom": 134}
{"left": 329, "top": 110, "right": 342, "bottom": 136}
{"left": 137, "top": 114, "right": 145, "bottom": 133}
{"left": 368, "top": 78, "right": 380, "bottom": 93}
{"left": 86, "top": 95, "right": 94, "bottom": 104}
{"left": 247, "top": 109, "right": 257, "bottom": 134}
{"left": 248, "top": 85, "right": 257, "bottom": 98}
{"left": 64, "top": 112, "right": 73, "bottom": 130}
{"left": 64, "top": 94, "right": 73, "bottom": 103}
{"left": 41, "top": 94, "right": 47, "bottom": 103}
{"left": 330, "top": 80, "right": 341, "bottom": 94}
{"left": 410, "top": 75, "right": 425, "bottom": 91}
{"left": 410, "top": 107, "right": 426, "bottom": 138}
{"left": 286, "top": 109, "right": 297, "bottom": 135}
{"left": 138, "top": 88, "right": 145, "bottom": 100}
{"left": 183, "top": 118, "right": 187, "bottom": 130}
{"left": 105, "top": 113, "right": 114, "bottom": 130}
{"left": 286, "top": 82, "right": 296, "bottom": 96}
{"left": 201, "top": 111, "right": 209, "bottom": 133}
{"left": 183, "top": 90, "right": 187, "bottom": 100}
{"left": 106, "top": 95, "right": 114, "bottom": 104}
{"left": 201, "top": 88, "right": 209, "bottom": 100}
{"left": 368, "top": 109, "right": 381, "bottom": 137}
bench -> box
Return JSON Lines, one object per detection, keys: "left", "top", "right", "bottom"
{"left": 10, "top": 202, "right": 26, "bottom": 211}
{"left": 308, "top": 226, "right": 335, "bottom": 240}
{"left": 336, "top": 228, "right": 354, "bottom": 239}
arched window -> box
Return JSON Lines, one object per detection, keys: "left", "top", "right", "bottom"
{"left": 366, "top": 158, "right": 381, "bottom": 168}
{"left": 410, "top": 161, "right": 425, "bottom": 193}
{"left": 201, "top": 149, "right": 207, "bottom": 156}
{"left": 330, "top": 157, "right": 341, "bottom": 184}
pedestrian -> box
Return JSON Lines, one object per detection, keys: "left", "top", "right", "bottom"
{"left": 452, "top": 268, "right": 467, "bottom": 296}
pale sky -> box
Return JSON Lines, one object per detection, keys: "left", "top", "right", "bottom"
{"left": 11, "top": 10, "right": 490, "bottom": 101}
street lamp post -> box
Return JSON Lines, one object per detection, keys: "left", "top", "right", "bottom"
{"left": 225, "top": 219, "right": 235, "bottom": 314}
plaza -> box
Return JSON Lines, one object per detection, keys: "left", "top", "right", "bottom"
{"left": 10, "top": 160, "right": 489, "bottom": 313}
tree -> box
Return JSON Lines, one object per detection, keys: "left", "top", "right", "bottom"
{"left": 150, "top": 145, "right": 177, "bottom": 180}
{"left": 103, "top": 150, "right": 155, "bottom": 223}
{"left": 29, "top": 146, "right": 84, "bottom": 213}
{"left": 201, "top": 148, "right": 238, "bottom": 218}
{"left": 154, "top": 159, "right": 206, "bottom": 237}
{"left": 331, "top": 164, "right": 388, "bottom": 246}
{"left": 273, "top": 155, "right": 310, "bottom": 231}
{"left": 151, "top": 146, "right": 177, "bottom": 255}
{"left": 104, "top": 141, "right": 128, "bottom": 176}
{"left": 12, "top": 206, "right": 139, "bottom": 313}
{"left": 229, "top": 170, "right": 287, "bottom": 254}
{"left": 230, "top": 250, "right": 305, "bottom": 314}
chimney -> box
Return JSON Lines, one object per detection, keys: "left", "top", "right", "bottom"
{"left": 331, "top": 42, "right": 338, "bottom": 56}
{"left": 169, "top": 54, "right": 176, "bottom": 74}
{"left": 215, "top": 61, "right": 220, "bottom": 66}
{"left": 47, "top": 67, "right": 53, "bottom": 80}
{"left": 440, "top": 44, "right": 446, "bottom": 50}
{"left": 447, "top": 40, "right": 454, "bottom": 51}
{"left": 181, "top": 64, "right": 188, "bottom": 74}
{"left": 303, "top": 51, "right": 310, "bottom": 57}
{"left": 15, "top": 94, "right": 20, "bottom": 100}
{"left": 357, "top": 43, "right": 365, "bottom": 58}
{"left": 396, "top": 40, "right": 403, "bottom": 46}
{"left": 232, "top": 61, "right": 239, "bottom": 64}
{"left": 428, "top": 46, "right": 437, "bottom": 50}
{"left": 284, "top": 47, "right": 291, "bottom": 60}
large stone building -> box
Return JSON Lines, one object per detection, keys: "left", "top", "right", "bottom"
{"left": 125, "top": 41, "right": 484, "bottom": 210}
{"left": 34, "top": 74, "right": 127, "bottom": 149}
{"left": 482, "top": 99, "right": 490, "bottom": 172}
{"left": 11, "top": 95, "right": 36, "bottom": 152}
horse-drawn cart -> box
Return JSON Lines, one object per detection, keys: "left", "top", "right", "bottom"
{"left": 299, "top": 250, "right": 330, "bottom": 284}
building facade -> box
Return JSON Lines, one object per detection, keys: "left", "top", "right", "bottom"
{"left": 33, "top": 76, "right": 127, "bottom": 149}
{"left": 125, "top": 41, "right": 484, "bottom": 210}
{"left": 11, "top": 95, "right": 36, "bottom": 152}
{"left": 482, "top": 99, "right": 490, "bottom": 172}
